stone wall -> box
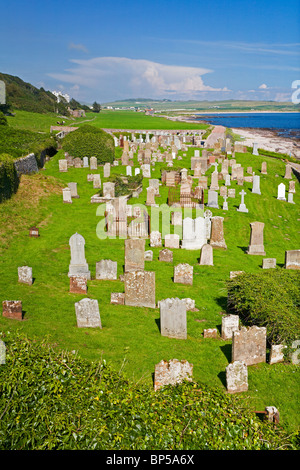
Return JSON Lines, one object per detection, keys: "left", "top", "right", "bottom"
{"left": 13, "top": 153, "right": 39, "bottom": 177}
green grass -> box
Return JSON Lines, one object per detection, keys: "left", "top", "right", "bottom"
{"left": 0, "top": 138, "right": 299, "bottom": 433}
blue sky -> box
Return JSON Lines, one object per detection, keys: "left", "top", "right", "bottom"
{"left": 1, "top": 0, "right": 300, "bottom": 103}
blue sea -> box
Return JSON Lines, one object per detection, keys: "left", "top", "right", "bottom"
{"left": 194, "top": 112, "right": 300, "bottom": 139}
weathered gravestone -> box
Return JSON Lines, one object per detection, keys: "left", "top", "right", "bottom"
{"left": 90, "top": 157, "right": 97, "bottom": 170}
{"left": 154, "top": 359, "right": 193, "bottom": 391}
{"left": 262, "top": 258, "right": 276, "bottom": 269}
{"left": 2, "top": 301, "right": 23, "bottom": 320}
{"left": 70, "top": 276, "right": 87, "bottom": 294}
{"left": 160, "top": 298, "right": 187, "bottom": 340}
{"left": 59, "top": 159, "right": 68, "bottom": 172}
{"left": 68, "top": 233, "right": 91, "bottom": 279}
{"left": 165, "top": 234, "right": 180, "bottom": 249}
{"left": 124, "top": 239, "right": 145, "bottom": 272}
{"left": 62, "top": 187, "right": 72, "bottom": 204}
{"left": 110, "top": 293, "right": 125, "bottom": 305}
{"left": 199, "top": 244, "right": 213, "bottom": 266}
{"left": 96, "top": 260, "right": 117, "bottom": 280}
{"left": 232, "top": 326, "right": 267, "bottom": 366}
{"left": 210, "top": 216, "right": 227, "bottom": 249}
{"left": 75, "top": 298, "right": 102, "bottom": 328}
{"left": 124, "top": 271, "right": 156, "bottom": 308}
{"left": 144, "top": 250, "right": 153, "bottom": 261}
{"left": 269, "top": 344, "right": 286, "bottom": 364}
{"left": 285, "top": 250, "right": 300, "bottom": 269}
{"left": 93, "top": 174, "right": 101, "bottom": 189}
{"left": 68, "top": 182, "right": 79, "bottom": 198}
{"left": 174, "top": 263, "right": 193, "bottom": 285}
{"left": 18, "top": 266, "right": 33, "bottom": 285}
{"left": 206, "top": 190, "right": 219, "bottom": 209}
{"left": 221, "top": 314, "right": 239, "bottom": 340}
{"left": 246, "top": 222, "right": 266, "bottom": 256}
{"left": 226, "top": 361, "right": 248, "bottom": 393}
{"left": 103, "top": 162, "right": 111, "bottom": 178}
{"left": 159, "top": 249, "right": 173, "bottom": 262}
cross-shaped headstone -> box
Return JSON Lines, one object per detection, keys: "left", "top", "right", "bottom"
{"left": 239, "top": 190, "right": 246, "bottom": 205}
{"left": 212, "top": 162, "right": 218, "bottom": 173}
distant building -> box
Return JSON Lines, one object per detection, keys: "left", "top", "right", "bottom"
{"left": 68, "top": 108, "right": 86, "bottom": 118}
{"left": 52, "top": 90, "right": 70, "bottom": 103}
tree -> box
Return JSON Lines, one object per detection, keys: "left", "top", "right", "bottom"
{"left": 92, "top": 101, "right": 101, "bottom": 113}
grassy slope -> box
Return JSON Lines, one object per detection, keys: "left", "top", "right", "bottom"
{"left": 0, "top": 111, "right": 299, "bottom": 432}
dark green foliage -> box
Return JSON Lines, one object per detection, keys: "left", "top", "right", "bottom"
{"left": 0, "top": 126, "right": 57, "bottom": 160}
{"left": 107, "top": 174, "right": 143, "bottom": 197}
{"left": 92, "top": 101, "right": 101, "bottom": 113}
{"left": 227, "top": 271, "right": 300, "bottom": 347}
{"left": 0, "top": 153, "right": 19, "bottom": 202}
{"left": 62, "top": 125, "right": 115, "bottom": 164}
{"left": 0, "top": 332, "right": 297, "bottom": 450}
{"left": 0, "top": 112, "right": 7, "bottom": 126}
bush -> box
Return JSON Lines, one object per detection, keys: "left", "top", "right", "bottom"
{"left": 0, "top": 112, "right": 8, "bottom": 126}
{"left": 0, "top": 153, "right": 20, "bottom": 202}
{"left": 0, "top": 127, "right": 57, "bottom": 160}
{"left": 62, "top": 125, "right": 115, "bottom": 164}
{"left": 227, "top": 270, "right": 300, "bottom": 348}
{"left": 0, "top": 331, "right": 298, "bottom": 450}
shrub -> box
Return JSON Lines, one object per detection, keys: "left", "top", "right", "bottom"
{"left": 227, "top": 270, "right": 300, "bottom": 348}
{"left": 0, "top": 153, "right": 20, "bottom": 202}
{"left": 62, "top": 125, "right": 115, "bottom": 164}
{"left": 0, "top": 112, "right": 8, "bottom": 126}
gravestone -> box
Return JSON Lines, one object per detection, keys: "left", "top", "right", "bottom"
{"left": 18, "top": 266, "right": 33, "bottom": 285}
{"left": 110, "top": 293, "right": 125, "bottom": 305}
{"left": 150, "top": 231, "right": 162, "bottom": 247}
{"left": 159, "top": 249, "right": 173, "bottom": 262}
{"left": 160, "top": 298, "right": 187, "bottom": 340}
{"left": 232, "top": 326, "right": 266, "bottom": 365}
{"left": 289, "top": 181, "right": 296, "bottom": 193}
{"left": 141, "top": 164, "right": 151, "bottom": 178}
{"left": 2, "top": 301, "right": 23, "bottom": 320}
{"left": 221, "top": 314, "right": 239, "bottom": 340}
{"left": 144, "top": 250, "right": 153, "bottom": 261}
{"left": 75, "top": 298, "right": 102, "bottom": 328}
{"left": 252, "top": 142, "right": 259, "bottom": 155}
{"left": 277, "top": 183, "right": 286, "bottom": 201}
{"left": 70, "top": 276, "right": 87, "bottom": 294}
{"left": 210, "top": 171, "right": 219, "bottom": 191}
{"left": 285, "top": 250, "right": 300, "bottom": 269}
{"left": 90, "top": 157, "right": 97, "bottom": 170}
{"left": 59, "top": 159, "right": 68, "bottom": 172}
{"left": 261, "top": 162, "right": 267, "bottom": 174}
{"left": 103, "top": 162, "right": 111, "bottom": 178}
{"left": 199, "top": 244, "right": 213, "bottom": 266}
{"left": 93, "top": 174, "right": 101, "bottom": 189}
{"left": 220, "top": 186, "right": 227, "bottom": 198}
{"left": 206, "top": 190, "right": 219, "bottom": 209}
{"left": 210, "top": 216, "right": 227, "bottom": 249}
{"left": 284, "top": 164, "right": 292, "bottom": 179}
{"left": 262, "top": 258, "right": 276, "bottom": 269}
{"left": 181, "top": 217, "right": 207, "bottom": 250}
{"left": 225, "top": 174, "right": 231, "bottom": 186}
{"left": 96, "top": 260, "right": 117, "bottom": 280}
{"left": 103, "top": 182, "right": 115, "bottom": 199}
{"left": 68, "top": 182, "right": 79, "bottom": 198}
{"left": 124, "top": 239, "right": 145, "bottom": 272}
{"left": 124, "top": 271, "right": 156, "bottom": 308}
{"left": 29, "top": 227, "right": 39, "bottom": 238}
{"left": 174, "top": 263, "right": 193, "bottom": 285}
{"left": 269, "top": 344, "right": 286, "bottom": 364}
{"left": 0, "top": 340, "right": 5, "bottom": 365}
{"left": 246, "top": 222, "right": 266, "bottom": 256}
{"left": 288, "top": 192, "right": 295, "bottom": 204}
{"left": 149, "top": 179, "right": 160, "bottom": 196}
{"left": 252, "top": 175, "right": 261, "bottom": 195}
{"left": 62, "top": 187, "right": 72, "bottom": 204}
{"left": 226, "top": 361, "right": 248, "bottom": 393}
{"left": 154, "top": 359, "right": 193, "bottom": 392}
{"left": 222, "top": 195, "right": 228, "bottom": 211}
{"left": 165, "top": 234, "right": 180, "bottom": 249}
{"left": 227, "top": 188, "right": 235, "bottom": 198}
{"left": 146, "top": 187, "right": 156, "bottom": 206}
{"left": 68, "top": 233, "right": 91, "bottom": 279}
{"left": 83, "top": 157, "right": 89, "bottom": 168}
{"left": 126, "top": 165, "right": 132, "bottom": 176}
{"left": 236, "top": 190, "right": 248, "bottom": 212}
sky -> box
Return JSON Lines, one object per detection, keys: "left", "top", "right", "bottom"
{"left": 1, "top": 0, "right": 300, "bottom": 104}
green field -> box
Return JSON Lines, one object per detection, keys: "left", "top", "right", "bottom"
{"left": 0, "top": 131, "right": 299, "bottom": 433}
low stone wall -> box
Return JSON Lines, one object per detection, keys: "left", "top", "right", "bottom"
{"left": 14, "top": 153, "right": 39, "bottom": 177}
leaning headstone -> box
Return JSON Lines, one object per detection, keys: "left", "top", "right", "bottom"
{"left": 174, "top": 264, "right": 193, "bottom": 285}
{"left": 285, "top": 250, "right": 300, "bottom": 269}
{"left": 269, "top": 344, "right": 286, "bottom": 365}
{"left": 246, "top": 222, "right": 266, "bottom": 256}
{"left": 232, "top": 326, "right": 267, "bottom": 365}
{"left": 210, "top": 216, "right": 227, "bottom": 249}
{"left": 154, "top": 359, "right": 193, "bottom": 392}
{"left": 75, "top": 298, "right": 102, "bottom": 328}
{"left": 226, "top": 361, "right": 248, "bottom": 393}
{"left": 96, "top": 260, "right": 117, "bottom": 280}
{"left": 68, "top": 233, "right": 91, "bottom": 279}
{"left": 199, "top": 244, "right": 213, "bottom": 266}
{"left": 160, "top": 298, "right": 187, "bottom": 340}
{"left": 2, "top": 301, "right": 23, "bottom": 320}
{"left": 262, "top": 258, "right": 276, "bottom": 269}
{"left": 221, "top": 314, "right": 239, "bottom": 340}
{"left": 18, "top": 266, "right": 33, "bottom": 285}
{"left": 124, "top": 271, "right": 156, "bottom": 308}
{"left": 284, "top": 164, "right": 292, "bottom": 179}
{"left": 124, "top": 239, "right": 145, "bottom": 272}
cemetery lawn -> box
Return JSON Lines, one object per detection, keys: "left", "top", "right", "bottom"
{"left": 0, "top": 144, "right": 299, "bottom": 434}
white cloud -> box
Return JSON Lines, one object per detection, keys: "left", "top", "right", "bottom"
{"left": 48, "top": 56, "right": 230, "bottom": 101}
{"left": 259, "top": 83, "right": 269, "bottom": 89}
{"left": 68, "top": 42, "right": 89, "bottom": 53}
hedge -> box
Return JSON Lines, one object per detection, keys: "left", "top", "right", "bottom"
{"left": 0, "top": 153, "right": 20, "bottom": 203}
{"left": 227, "top": 270, "right": 300, "bottom": 348}
{"left": 62, "top": 125, "right": 115, "bottom": 164}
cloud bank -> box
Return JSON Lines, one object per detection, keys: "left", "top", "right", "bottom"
{"left": 48, "top": 56, "right": 230, "bottom": 101}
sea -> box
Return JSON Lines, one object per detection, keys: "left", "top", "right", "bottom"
{"left": 194, "top": 112, "right": 300, "bottom": 139}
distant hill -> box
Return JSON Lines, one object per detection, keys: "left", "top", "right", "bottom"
{"left": 102, "top": 98, "right": 300, "bottom": 113}
{"left": 0, "top": 72, "right": 89, "bottom": 115}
